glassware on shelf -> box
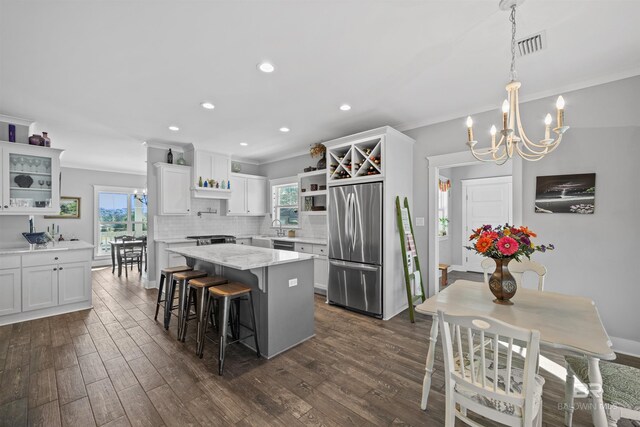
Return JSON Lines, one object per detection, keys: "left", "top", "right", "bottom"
{"left": 46, "top": 180, "right": 51, "bottom": 188}
{"left": 33, "top": 159, "right": 42, "bottom": 172}
{"left": 17, "top": 156, "right": 25, "bottom": 171}
{"left": 10, "top": 156, "right": 19, "bottom": 170}
{"left": 26, "top": 158, "right": 34, "bottom": 172}
{"left": 44, "top": 159, "right": 51, "bottom": 171}
{"left": 38, "top": 179, "right": 45, "bottom": 188}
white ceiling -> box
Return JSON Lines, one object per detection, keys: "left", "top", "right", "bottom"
{"left": 2, "top": 1, "right": 639, "bottom": 174}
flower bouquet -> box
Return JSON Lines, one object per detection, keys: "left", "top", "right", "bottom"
{"left": 466, "top": 224, "right": 554, "bottom": 304}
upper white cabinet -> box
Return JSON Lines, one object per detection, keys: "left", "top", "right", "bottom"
{"left": 155, "top": 163, "right": 191, "bottom": 215}
{"left": 0, "top": 141, "right": 62, "bottom": 215}
{"left": 188, "top": 149, "right": 232, "bottom": 199}
{"left": 226, "top": 173, "right": 267, "bottom": 216}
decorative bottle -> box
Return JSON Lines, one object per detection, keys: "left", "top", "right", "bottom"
{"left": 167, "top": 149, "right": 173, "bottom": 164}
{"left": 42, "top": 132, "right": 51, "bottom": 147}
{"left": 198, "top": 176, "right": 203, "bottom": 187}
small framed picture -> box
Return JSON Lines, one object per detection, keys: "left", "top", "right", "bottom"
{"left": 46, "top": 196, "right": 81, "bottom": 219}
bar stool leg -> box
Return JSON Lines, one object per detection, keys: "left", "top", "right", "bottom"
{"left": 197, "top": 292, "right": 212, "bottom": 358}
{"left": 248, "top": 292, "right": 261, "bottom": 358}
{"left": 195, "top": 286, "right": 208, "bottom": 352}
{"left": 181, "top": 286, "right": 196, "bottom": 343}
{"left": 154, "top": 273, "right": 166, "bottom": 321}
{"left": 163, "top": 274, "right": 176, "bottom": 330}
{"left": 177, "top": 279, "right": 188, "bottom": 341}
{"left": 218, "top": 295, "right": 230, "bottom": 375}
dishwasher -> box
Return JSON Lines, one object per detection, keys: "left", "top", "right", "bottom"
{"left": 273, "top": 240, "right": 295, "bottom": 251}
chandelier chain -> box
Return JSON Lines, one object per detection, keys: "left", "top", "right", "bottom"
{"left": 509, "top": 5, "right": 517, "bottom": 81}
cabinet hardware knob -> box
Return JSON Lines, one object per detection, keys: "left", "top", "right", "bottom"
{"left": 54, "top": 257, "right": 59, "bottom": 260}
{"left": 59, "top": 267, "right": 63, "bottom": 270}
{"left": 53, "top": 268, "right": 57, "bottom": 271}
{"left": 3, "top": 205, "right": 7, "bottom": 209}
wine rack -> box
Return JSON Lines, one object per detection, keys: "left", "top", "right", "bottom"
{"left": 328, "top": 137, "right": 383, "bottom": 182}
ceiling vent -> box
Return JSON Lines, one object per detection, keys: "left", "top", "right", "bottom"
{"left": 516, "top": 31, "right": 546, "bottom": 57}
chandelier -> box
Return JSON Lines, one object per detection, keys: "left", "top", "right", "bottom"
{"left": 466, "top": 0, "right": 569, "bottom": 163}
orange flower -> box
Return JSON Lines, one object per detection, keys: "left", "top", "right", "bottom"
{"left": 475, "top": 236, "right": 493, "bottom": 253}
{"left": 519, "top": 226, "right": 537, "bottom": 238}
{"left": 482, "top": 231, "right": 499, "bottom": 241}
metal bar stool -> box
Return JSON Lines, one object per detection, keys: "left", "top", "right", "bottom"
{"left": 173, "top": 270, "right": 208, "bottom": 341}
{"left": 201, "top": 282, "right": 260, "bottom": 375}
{"left": 184, "top": 276, "right": 228, "bottom": 353}
{"left": 154, "top": 265, "right": 192, "bottom": 330}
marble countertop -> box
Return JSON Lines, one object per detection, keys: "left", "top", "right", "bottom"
{"left": 235, "top": 235, "right": 328, "bottom": 246}
{"left": 154, "top": 238, "right": 196, "bottom": 244}
{"left": 167, "top": 243, "right": 315, "bottom": 270}
{"left": 0, "top": 240, "right": 94, "bottom": 255}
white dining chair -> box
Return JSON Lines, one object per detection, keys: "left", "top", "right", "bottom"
{"left": 481, "top": 258, "right": 547, "bottom": 291}
{"left": 438, "top": 310, "right": 544, "bottom": 427}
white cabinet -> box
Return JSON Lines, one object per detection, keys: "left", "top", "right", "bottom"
{"left": 227, "top": 173, "right": 267, "bottom": 216}
{"left": 189, "top": 149, "right": 232, "bottom": 199}
{"left": 22, "top": 264, "right": 58, "bottom": 312}
{"left": 155, "top": 240, "right": 197, "bottom": 285}
{"left": 0, "top": 141, "right": 62, "bottom": 215}
{"left": 228, "top": 175, "right": 247, "bottom": 214}
{"left": 58, "top": 262, "right": 91, "bottom": 305}
{"left": 236, "top": 238, "right": 252, "bottom": 246}
{"left": 155, "top": 163, "right": 191, "bottom": 215}
{"left": 314, "top": 257, "right": 328, "bottom": 292}
{"left": 0, "top": 264, "right": 21, "bottom": 316}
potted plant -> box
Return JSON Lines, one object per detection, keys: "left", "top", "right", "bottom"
{"left": 310, "top": 143, "right": 326, "bottom": 170}
{"left": 466, "top": 224, "right": 554, "bottom": 304}
{"left": 439, "top": 217, "right": 449, "bottom": 236}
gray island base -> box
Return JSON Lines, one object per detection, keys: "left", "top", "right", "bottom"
{"left": 167, "top": 243, "right": 315, "bottom": 359}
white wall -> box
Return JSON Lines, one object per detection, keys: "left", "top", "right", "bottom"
{"left": 405, "top": 75, "right": 640, "bottom": 353}
{"left": 0, "top": 167, "right": 145, "bottom": 248}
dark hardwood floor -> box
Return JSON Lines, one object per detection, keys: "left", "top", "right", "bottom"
{"left": 0, "top": 267, "right": 638, "bottom": 426}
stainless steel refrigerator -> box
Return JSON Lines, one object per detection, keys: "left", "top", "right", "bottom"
{"left": 328, "top": 182, "right": 383, "bottom": 317}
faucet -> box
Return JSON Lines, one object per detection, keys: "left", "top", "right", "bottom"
{"left": 272, "top": 219, "right": 285, "bottom": 237}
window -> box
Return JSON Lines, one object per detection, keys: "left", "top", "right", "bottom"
{"left": 438, "top": 176, "right": 450, "bottom": 237}
{"left": 94, "top": 186, "right": 147, "bottom": 256}
{"left": 271, "top": 180, "right": 299, "bottom": 226}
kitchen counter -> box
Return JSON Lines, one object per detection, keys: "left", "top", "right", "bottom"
{"left": 0, "top": 240, "right": 94, "bottom": 256}
{"left": 154, "top": 237, "right": 194, "bottom": 244}
{"left": 235, "top": 235, "right": 328, "bottom": 246}
{"left": 167, "top": 243, "right": 314, "bottom": 270}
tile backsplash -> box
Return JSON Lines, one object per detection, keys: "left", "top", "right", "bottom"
{"left": 154, "top": 198, "right": 327, "bottom": 240}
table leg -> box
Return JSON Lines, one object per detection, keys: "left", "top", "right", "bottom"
{"left": 111, "top": 244, "right": 116, "bottom": 274}
{"left": 588, "top": 357, "right": 608, "bottom": 427}
{"left": 420, "top": 315, "right": 440, "bottom": 410}
{"left": 117, "top": 250, "right": 123, "bottom": 277}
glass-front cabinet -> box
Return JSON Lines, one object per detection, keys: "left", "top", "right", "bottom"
{"left": 1, "top": 141, "right": 62, "bottom": 215}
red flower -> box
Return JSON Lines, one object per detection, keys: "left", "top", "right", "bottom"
{"left": 497, "top": 236, "right": 519, "bottom": 256}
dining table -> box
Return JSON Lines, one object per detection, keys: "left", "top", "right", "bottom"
{"left": 109, "top": 239, "right": 146, "bottom": 277}
{"left": 416, "top": 280, "right": 615, "bottom": 427}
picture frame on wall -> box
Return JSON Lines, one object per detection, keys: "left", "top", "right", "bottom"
{"left": 45, "top": 196, "right": 81, "bottom": 219}
{"left": 535, "top": 173, "right": 596, "bottom": 214}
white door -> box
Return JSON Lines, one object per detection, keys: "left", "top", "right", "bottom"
{"left": 228, "top": 176, "right": 247, "bottom": 214}
{"left": 22, "top": 264, "right": 59, "bottom": 312}
{"left": 462, "top": 176, "right": 512, "bottom": 273}
{"left": 246, "top": 177, "right": 266, "bottom": 215}
{"left": 0, "top": 268, "right": 21, "bottom": 316}
{"left": 58, "top": 262, "right": 90, "bottom": 305}
{"left": 160, "top": 166, "right": 191, "bottom": 215}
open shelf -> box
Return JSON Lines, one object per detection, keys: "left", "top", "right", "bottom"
{"left": 300, "top": 190, "right": 327, "bottom": 198}
{"left": 10, "top": 187, "right": 52, "bottom": 192}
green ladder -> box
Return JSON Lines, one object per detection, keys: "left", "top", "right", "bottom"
{"left": 396, "top": 196, "right": 426, "bottom": 323}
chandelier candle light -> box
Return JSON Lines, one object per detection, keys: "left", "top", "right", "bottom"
{"left": 466, "top": 0, "right": 569, "bottom": 163}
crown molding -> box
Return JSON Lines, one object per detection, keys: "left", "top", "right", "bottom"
{"left": 0, "top": 113, "right": 34, "bottom": 127}
{"left": 61, "top": 162, "right": 146, "bottom": 176}
{"left": 395, "top": 67, "right": 640, "bottom": 133}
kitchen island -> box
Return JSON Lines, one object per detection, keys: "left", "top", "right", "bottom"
{"left": 167, "top": 243, "right": 315, "bottom": 358}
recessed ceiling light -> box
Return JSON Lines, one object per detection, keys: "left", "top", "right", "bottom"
{"left": 201, "top": 102, "right": 215, "bottom": 110}
{"left": 168, "top": 126, "right": 180, "bottom": 131}
{"left": 240, "top": 142, "right": 248, "bottom": 146}
{"left": 258, "top": 62, "right": 275, "bottom": 73}
{"left": 279, "top": 127, "right": 290, "bottom": 133}
{"left": 339, "top": 104, "right": 352, "bottom": 111}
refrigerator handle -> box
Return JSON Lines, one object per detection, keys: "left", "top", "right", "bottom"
{"left": 351, "top": 191, "right": 358, "bottom": 251}
{"left": 329, "top": 260, "right": 379, "bottom": 272}
{"left": 344, "top": 193, "right": 352, "bottom": 244}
